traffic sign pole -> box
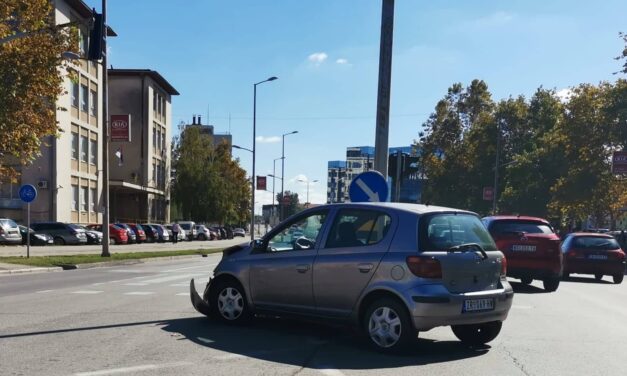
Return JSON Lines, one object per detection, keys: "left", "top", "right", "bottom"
{"left": 27, "top": 202, "right": 30, "bottom": 258}
{"left": 19, "top": 184, "right": 37, "bottom": 258}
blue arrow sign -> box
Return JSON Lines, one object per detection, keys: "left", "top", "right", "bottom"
{"left": 349, "top": 171, "right": 388, "bottom": 202}
{"left": 19, "top": 184, "right": 37, "bottom": 203}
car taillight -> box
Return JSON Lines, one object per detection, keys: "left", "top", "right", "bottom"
{"left": 567, "top": 250, "right": 581, "bottom": 258}
{"left": 0, "top": 227, "right": 4, "bottom": 234}
{"left": 608, "top": 250, "right": 626, "bottom": 260}
{"left": 406, "top": 256, "right": 442, "bottom": 279}
{"left": 501, "top": 256, "right": 507, "bottom": 276}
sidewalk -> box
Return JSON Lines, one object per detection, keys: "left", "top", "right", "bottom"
{"left": 0, "top": 262, "right": 62, "bottom": 275}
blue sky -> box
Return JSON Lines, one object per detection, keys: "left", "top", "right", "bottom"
{"left": 88, "top": 0, "right": 627, "bottom": 210}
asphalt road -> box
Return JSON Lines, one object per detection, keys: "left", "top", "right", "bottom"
{"left": 1, "top": 255, "right": 626, "bottom": 376}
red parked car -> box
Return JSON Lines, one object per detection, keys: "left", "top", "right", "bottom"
{"left": 562, "top": 233, "right": 625, "bottom": 284}
{"left": 483, "top": 216, "right": 563, "bottom": 291}
{"left": 86, "top": 224, "right": 128, "bottom": 245}
{"left": 127, "top": 223, "right": 147, "bottom": 243}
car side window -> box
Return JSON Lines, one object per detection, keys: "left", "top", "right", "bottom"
{"left": 325, "top": 209, "right": 392, "bottom": 249}
{"left": 267, "top": 211, "right": 328, "bottom": 252}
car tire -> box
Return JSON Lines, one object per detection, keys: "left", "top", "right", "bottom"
{"left": 209, "top": 279, "right": 251, "bottom": 325}
{"left": 520, "top": 276, "right": 532, "bottom": 285}
{"left": 613, "top": 274, "right": 624, "bottom": 284}
{"left": 543, "top": 277, "right": 560, "bottom": 292}
{"left": 594, "top": 274, "right": 603, "bottom": 281}
{"left": 563, "top": 273, "right": 570, "bottom": 279}
{"left": 363, "top": 298, "right": 415, "bottom": 354}
{"left": 199, "top": 234, "right": 206, "bottom": 241}
{"left": 53, "top": 237, "right": 65, "bottom": 246}
{"left": 451, "top": 321, "right": 502, "bottom": 346}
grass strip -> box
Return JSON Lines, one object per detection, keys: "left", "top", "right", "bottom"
{"left": 0, "top": 248, "right": 224, "bottom": 268}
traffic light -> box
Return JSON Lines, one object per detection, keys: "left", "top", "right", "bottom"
{"left": 87, "top": 11, "right": 104, "bottom": 61}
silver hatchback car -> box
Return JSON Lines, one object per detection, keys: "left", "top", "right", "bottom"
{"left": 190, "top": 203, "right": 513, "bottom": 353}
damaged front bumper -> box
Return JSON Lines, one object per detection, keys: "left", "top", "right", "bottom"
{"left": 189, "top": 278, "right": 212, "bottom": 317}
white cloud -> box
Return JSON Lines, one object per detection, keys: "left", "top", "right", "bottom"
{"left": 256, "top": 136, "right": 281, "bottom": 143}
{"left": 556, "top": 88, "right": 573, "bottom": 103}
{"left": 336, "top": 58, "right": 349, "bottom": 65}
{"left": 308, "top": 52, "right": 328, "bottom": 66}
{"left": 290, "top": 174, "right": 309, "bottom": 184}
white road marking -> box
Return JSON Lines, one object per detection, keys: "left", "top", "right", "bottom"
{"left": 72, "top": 290, "right": 103, "bottom": 294}
{"left": 137, "top": 273, "right": 204, "bottom": 285}
{"left": 74, "top": 362, "right": 192, "bottom": 376}
{"left": 197, "top": 337, "right": 214, "bottom": 344}
{"left": 123, "top": 283, "right": 148, "bottom": 286}
{"left": 214, "top": 353, "right": 247, "bottom": 360}
{"left": 36, "top": 290, "right": 54, "bottom": 294}
{"left": 318, "top": 367, "right": 346, "bottom": 376}
{"left": 123, "top": 291, "right": 155, "bottom": 296}
{"left": 176, "top": 292, "right": 190, "bottom": 296}
{"left": 164, "top": 263, "right": 217, "bottom": 272}
{"left": 91, "top": 283, "right": 105, "bottom": 286}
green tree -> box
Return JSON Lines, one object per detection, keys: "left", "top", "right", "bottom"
{"left": 276, "top": 190, "right": 300, "bottom": 218}
{"left": 0, "top": 0, "right": 77, "bottom": 179}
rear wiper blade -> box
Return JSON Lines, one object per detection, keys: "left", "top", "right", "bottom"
{"left": 447, "top": 243, "right": 488, "bottom": 260}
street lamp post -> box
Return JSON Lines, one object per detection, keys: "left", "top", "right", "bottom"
{"left": 298, "top": 179, "right": 318, "bottom": 207}
{"left": 280, "top": 130, "right": 298, "bottom": 221}
{"left": 251, "top": 77, "right": 278, "bottom": 241}
{"left": 272, "top": 157, "right": 281, "bottom": 222}
{"left": 232, "top": 145, "right": 253, "bottom": 153}
{"left": 101, "top": 0, "right": 110, "bottom": 257}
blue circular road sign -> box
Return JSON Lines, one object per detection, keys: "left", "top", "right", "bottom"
{"left": 19, "top": 184, "right": 37, "bottom": 203}
{"left": 349, "top": 171, "right": 389, "bottom": 202}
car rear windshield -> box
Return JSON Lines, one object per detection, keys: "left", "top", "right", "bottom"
{"left": 491, "top": 220, "right": 554, "bottom": 235}
{"left": 180, "top": 224, "right": 192, "bottom": 230}
{"left": 420, "top": 213, "right": 497, "bottom": 252}
{"left": 0, "top": 219, "right": 18, "bottom": 228}
{"left": 572, "top": 236, "right": 620, "bottom": 250}
{"left": 68, "top": 224, "right": 83, "bottom": 231}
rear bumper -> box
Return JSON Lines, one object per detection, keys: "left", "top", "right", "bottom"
{"left": 405, "top": 280, "right": 514, "bottom": 331}
{"left": 508, "top": 266, "right": 562, "bottom": 280}
{"left": 0, "top": 235, "right": 22, "bottom": 245}
{"left": 565, "top": 260, "right": 626, "bottom": 276}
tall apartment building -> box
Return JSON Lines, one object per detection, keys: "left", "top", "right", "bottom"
{"left": 326, "top": 145, "right": 417, "bottom": 203}
{"left": 0, "top": 0, "right": 114, "bottom": 224}
{"left": 107, "top": 69, "right": 179, "bottom": 223}
{"left": 184, "top": 115, "right": 233, "bottom": 150}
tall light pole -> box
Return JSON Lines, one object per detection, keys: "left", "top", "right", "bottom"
{"left": 280, "top": 130, "right": 298, "bottom": 221}
{"left": 101, "top": 0, "right": 110, "bottom": 257}
{"left": 272, "top": 157, "right": 281, "bottom": 222}
{"left": 251, "top": 77, "right": 278, "bottom": 241}
{"left": 298, "top": 179, "right": 318, "bottom": 207}
{"left": 493, "top": 120, "right": 501, "bottom": 215}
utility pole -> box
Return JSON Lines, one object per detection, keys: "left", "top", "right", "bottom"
{"left": 373, "top": 0, "right": 395, "bottom": 178}
{"left": 493, "top": 120, "right": 501, "bottom": 214}
{"left": 101, "top": 0, "right": 110, "bottom": 257}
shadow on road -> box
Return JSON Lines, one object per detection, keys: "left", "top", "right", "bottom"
{"left": 159, "top": 315, "right": 490, "bottom": 369}
{"left": 561, "top": 276, "right": 613, "bottom": 284}
{"left": 509, "top": 281, "right": 547, "bottom": 294}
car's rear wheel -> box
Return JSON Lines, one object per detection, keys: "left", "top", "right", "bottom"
{"left": 595, "top": 274, "right": 603, "bottom": 281}
{"left": 613, "top": 274, "right": 624, "bottom": 284}
{"left": 209, "top": 279, "right": 251, "bottom": 325}
{"left": 53, "top": 237, "right": 65, "bottom": 246}
{"left": 543, "top": 277, "right": 560, "bottom": 292}
{"left": 451, "top": 321, "right": 502, "bottom": 346}
{"left": 363, "top": 298, "right": 414, "bottom": 354}
{"left": 199, "top": 234, "right": 206, "bottom": 241}
{"left": 520, "top": 276, "right": 532, "bottom": 285}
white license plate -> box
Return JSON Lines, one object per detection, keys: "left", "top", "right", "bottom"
{"left": 512, "top": 245, "right": 536, "bottom": 252}
{"left": 463, "top": 298, "right": 495, "bottom": 313}
{"left": 588, "top": 254, "right": 607, "bottom": 260}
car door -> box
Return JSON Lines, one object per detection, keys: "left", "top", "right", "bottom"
{"left": 248, "top": 209, "right": 329, "bottom": 314}
{"left": 313, "top": 208, "right": 395, "bottom": 318}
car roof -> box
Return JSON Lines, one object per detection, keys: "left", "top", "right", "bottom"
{"left": 311, "top": 202, "right": 476, "bottom": 216}
{"left": 483, "top": 215, "right": 549, "bottom": 223}
{"left": 568, "top": 232, "right": 615, "bottom": 238}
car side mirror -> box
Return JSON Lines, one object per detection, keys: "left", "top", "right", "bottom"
{"left": 251, "top": 239, "right": 265, "bottom": 251}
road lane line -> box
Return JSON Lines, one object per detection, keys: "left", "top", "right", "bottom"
{"left": 74, "top": 362, "right": 192, "bottom": 376}
{"left": 123, "top": 292, "right": 155, "bottom": 296}
{"left": 36, "top": 290, "right": 54, "bottom": 293}
{"left": 72, "top": 290, "right": 103, "bottom": 294}
{"left": 123, "top": 283, "right": 148, "bottom": 286}
{"left": 137, "top": 273, "right": 204, "bottom": 285}
{"left": 176, "top": 292, "right": 190, "bottom": 296}
{"left": 164, "top": 263, "right": 218, "bottom": 272}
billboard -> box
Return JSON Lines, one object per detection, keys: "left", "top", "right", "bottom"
{"left": 483, "top": 187, "right": 494, "bottom": 201}
{"left": 111, "top": 114, "right": 131, "bottom": 142}
{"left": 256, "top": 176, "right": 267, "bottom": 191}
{"left": 612, "top": 151, "right": 627, "bottom": 174}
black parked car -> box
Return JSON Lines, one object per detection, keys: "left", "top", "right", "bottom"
{"left": 18, "top": 225, "right": 53, "bottom": 246}
{"left": 73, "top": 224, "right": 102, "bottom": 245}
{"left": 30, "top": 222, "right": 88, "bottom": 245}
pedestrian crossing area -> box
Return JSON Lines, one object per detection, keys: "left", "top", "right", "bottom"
{"left": 34, "top": 262, "right": 216, "bottom": 298}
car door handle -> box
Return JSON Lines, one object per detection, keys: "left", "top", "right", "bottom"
{"left": 296, "top": 264, "right": 310, "bottom": 273}
{"left": 358, "top": 263, "right": 374, "bottom": 273}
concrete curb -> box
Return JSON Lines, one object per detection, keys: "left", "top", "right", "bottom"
{"left": 0, "top": 266, "right": 63, "bottom": 275}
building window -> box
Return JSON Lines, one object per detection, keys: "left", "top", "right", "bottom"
{"left": 152, "top": 162, "right": 156, "bottom": 183}
{"left": 90, "top": 139, "right": 97, "bottom": 165}
{"left": 80, "top": 135, "right": 88, "bottom": 162}
{"left": 90, "top": 90, "right": 97, "bottom": 117}
{"left": 71, "top": 81, "right": 79, "bottom": 108}
{"left": 79, "top": 28, "right": 88, "bottom": 55}
{"left": 157, "top": 94, "right": 162, "bottom": 117}
{"left": 161, "top": 128, "right": 166, "bottom": 151}
{"left": 81, "top": 186, "right": 88, "bottom": 211}
{"left": 90, "top": 188, "right": 97, "bottom": 212}
{"left": 71, "top": 133, "right": 79, "bottom": 160}
{"left": 80, "top": 84, "right": 88, "bottom": 112}
{"left": 153, "top": 127, "right": 157, "bottom": 149}
{"left": 157, "top": 129, "right": 161, "bottom": 151}
{"left": 72, "top": 185, "right": 79, "bottom": 211}
{"left": 162, "top": 97, "right": 166, "bottom": 118}
{"left": 153, "top": 94, "right": 157, "bottom": 115}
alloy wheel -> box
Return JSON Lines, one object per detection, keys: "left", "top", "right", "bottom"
{"left": 368, "top": 307, "right": 402, "bottom": 348}
{"left": 217, "top": 287, "right": 244, "bottom": 320}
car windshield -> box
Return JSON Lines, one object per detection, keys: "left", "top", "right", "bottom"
{"left": 421, "top": 213, "right": 497, "bottom": 252}
{"left": 572, "top": 236, "right": 620, "bottom": 250}
{"left": 491, "top": 220, "right": 554, "bottom": 235}
{"left": 68, "top": 224, "right": 83, "bottom": 231}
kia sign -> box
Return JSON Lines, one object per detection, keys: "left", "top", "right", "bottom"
{"left": 256, "top": 176, "right": 267, "bottom": 191}
{"left": 612, "top": 151, "right": 627, "bottom": 174}
{"left": 483, "top": 187, "right": 494, "bottom": 201}
{"left": 111, "top": 114, "right": 131, "bottom": 142}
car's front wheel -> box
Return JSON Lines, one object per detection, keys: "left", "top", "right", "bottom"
{"left": 520, "top": 276, "right": 532, "bottom": 285}
{"left": 363, "top": 298, "right": 414, "bottom": 353}
{"left": 209, "top": 280, "right": 251, "bottom": 324}
{"left": 613, "top": 274, "right": 624, "bottom": 284}
{"left": 543, "top": 277, "right": 560, "bottom": 292}
{"left": 53, "top": 237, "right": 65, "bottom": 246}
{"left": 451, "top": 321, "right": 502, "bottom": 346}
